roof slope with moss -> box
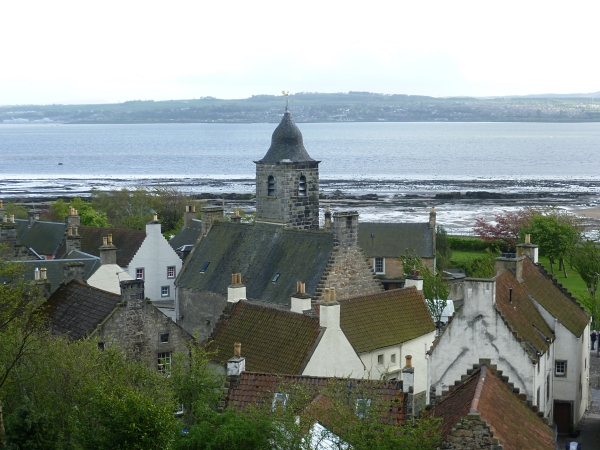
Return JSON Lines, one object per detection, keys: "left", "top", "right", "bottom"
{"left": 207, "top": 301, "right": 322, "bottom": 375}
{"left": 434, "top": 365, "right": 555, "bottom": 449}
{"left": 521, "top": 257, "right": 589, "bottom": 337}
{"left": 15, "top": 219, "right": 66, "bottom": 256}
{"left": 338, "top": 287, "right": 436, "bottom": 353}
{"left": 178, "top": 221, "right": 334, "bottom": 305}
{"left": 495, "top": 271, "right": 553, "bottom": 356}
{"left": 358, "top": 222, "right": 434, "bottom": 258}
{"left": 44, "top": 279, "right": 121, "bottom": 340}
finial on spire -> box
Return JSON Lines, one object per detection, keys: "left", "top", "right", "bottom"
{"left": 282, "top": 90, "right": 290, "bottom": 112}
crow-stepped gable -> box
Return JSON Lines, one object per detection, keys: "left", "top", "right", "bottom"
{"left": 255, "top": 109, "right": 320, "bottom": 230}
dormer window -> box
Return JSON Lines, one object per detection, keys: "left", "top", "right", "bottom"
{"left": 268, "top": 176, "right": 275, "bottom": 196}
{"left": 298, "top": 175, "right": 307, "bottom": 196}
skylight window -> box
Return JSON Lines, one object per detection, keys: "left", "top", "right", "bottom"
{"left": 200, "top": 261, "right": 210, "bottom": 274}
{"left": 271, "top": 273, "right": 281, "bottom": 283}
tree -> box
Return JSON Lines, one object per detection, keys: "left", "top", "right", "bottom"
{"left": 400, "top": 251, "right": 449, "bottom": 328}
{"left": 474, "top": 207, "right": 536, "bottom": 250}
{"left": 522, "top": 214, "right": 580, "bottom": 276}
{"left": 47, "top": 198, "right": 109, "bottom": 227}
{"left": 435, "top": 226, "right": 452, "bottom": 271}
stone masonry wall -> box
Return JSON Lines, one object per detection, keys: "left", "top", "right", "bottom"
{"left": 442, "top": 413, "right": 503, "bottom": 450}
{"left": 256, "top": 162, "right": 319, "bottom": 230}
{"left": 315, "top": 245, "right": 384, "bottom": 301}
{"left": 177, "top": 288, "right": 228, "bottom": 341}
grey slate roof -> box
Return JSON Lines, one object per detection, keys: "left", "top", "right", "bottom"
{"left": 257, "top": 110, "right": 316, "bottom": 163}
{"left": 358, "top": 222, "right": 434, "bottom": 258}
{"left": 44, "top": 279, "right": 121, "bottom": 340}
{"left": 15, "top": 219, "right": 66, "bottom": 257}
{"left": 20, "top": 257, "right": 100, "bottom": 295}
{"left": 177, "top": 221, "right": 335, "bottom": 305}
{"left": 169, "top": 219, "right": 203, "bottom": 251}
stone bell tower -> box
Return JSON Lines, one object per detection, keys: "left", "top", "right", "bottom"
{"left": 255, "top": 108, "right": 320, "bottom": 230}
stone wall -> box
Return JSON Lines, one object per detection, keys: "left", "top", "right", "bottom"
{"left": 0, "top": 223, "right": 37, "bottom": 260}
{"left": 177, "top": 287, "right": 228, "bottom": 341}
{"left": 256, "top": 162, "right": 319, "bottom": 230}
{"left": 442, "top": 413, "right": 503, "bottom": 449}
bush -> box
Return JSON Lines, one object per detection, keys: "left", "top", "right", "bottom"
{"left": 448, "top": 237, "right": 507, "bottom": 252}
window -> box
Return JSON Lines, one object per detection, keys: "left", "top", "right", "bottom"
{"left": 136, "top": 268, "right": 144, "bottom": 280}
{"left": 546, "top": 374, "right": 550, "bottom": 401}
{"left": 374, "top": 257, "right": 385, "bottom": 274}
{"left": 167, "top": 266, "right": 176, "bottom": 278}
{"left": 160, "top": 333, "right": 170, "bottom": 344}
{"left": 298, "top": 175, "right": 307, "bottom": 196}
{"left": 271, "top": 392, "right": 288, "bottom": 412}
{"left": 555, "top": 360, "right": 567, "bottom": 376}
{"left": 355, "top": 398, "right": 372, "bottom": 418}
{"left": 377, "top": 354, "right": 384, "bottom": 365}
{"left": 390, "top": 354, "right": 396, "bottom": 364}
{"left": 161, "top": 286, "right": 170, "bottom": 297}
{"left": 271, "top": 273, "right": 280, "bottom": 283}
{"left": 200, "top": 261, "right": 210, "bottom": 274}
{"left": 268, "top": 176, "right": 275, "bottom": 196}
{"left": 158, "top": 352, "right": 172, "bottom": 375}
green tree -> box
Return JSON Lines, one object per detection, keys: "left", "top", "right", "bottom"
{"left": 1, "top": 202, "right": 27, "bottom": 220}
{"left": 48, "top": 198, "right": 109, "bottom": 227}
{"left": 400, "top": 251, "right": 449, "bottom": 328}
{"left": 435, "top": 226, "right": 452, "bottom": 271}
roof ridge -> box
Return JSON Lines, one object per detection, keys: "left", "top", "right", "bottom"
{"left": 338, "top": 286, "right": 417, "bottom": 303}
{"left": 533, "top": 261, "right": 588, "bottom": 314}
{"left": 469, "top": 365, "right": 487, "bottom": 413}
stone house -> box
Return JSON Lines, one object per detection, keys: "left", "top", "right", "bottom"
{"left": 428, "top": 243, "right": 590, "bottom": 432}
{"left": 44, "top": 278, "right": 193, "bottom": 372}
{"left": 432, "top": 364, "right": 555, "bottom": 449}
{"left": 206, "top": 290, "right": 365, "bottom": 378}
{"left": 358, "top": 210, "right": 437, "bottom": 290}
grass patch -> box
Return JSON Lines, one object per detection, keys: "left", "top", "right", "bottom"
{"left": 450, "top": 250, "right": 494, "bottom": 265}
{"left": 537, "top": 256, "right": 589, "bottom": 301}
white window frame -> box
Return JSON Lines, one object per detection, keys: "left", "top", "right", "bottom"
{"left": 555, "top": 360, "right": 567, "bottom": 377}
{"left": 374, "top": 257, "right": 385, "bottom": 275}
{"left": 161, "top": 285, "right": 170, "bottom": 297}
{"left": 390, "top": 353, "right": 396, "bottom": 364}
{"left": 271, "top": 392, "right": 289, "bottom": 412}
{"left": 136, "top": 267, "right": 145, "bottom": 280}
{"left": 377, "top": 354, "right": 384, "bottom": 365}
{"left": 159, "top": 332, "right": 170, "bottom": 344}
{"left": 158, "top": 352, "right": 172, "bottom": 375}
{"left": 167, "top": 266, "right": 176, "bottom": 278}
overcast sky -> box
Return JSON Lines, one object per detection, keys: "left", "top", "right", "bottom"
{"left": 2, "top": 0, "right": 599, "bottom": 105}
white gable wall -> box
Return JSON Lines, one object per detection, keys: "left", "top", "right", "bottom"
{"left": 429, "top": 279, "right": 538, "bottom": 407}
{"left": 302, "top": 327, "right": 365, "bottom": 379}
{"left": 126, "top": 222, "right": 182, "bottom": 302}
{"left": 87, "top": 263, "right": 133, "bottom": 295}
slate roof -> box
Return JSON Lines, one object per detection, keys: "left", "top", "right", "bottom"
{"left": 44, "top": 279, "right": 121, "bottom": 340}
{"left": 15, "top": 219, "right": 66, "bottom": 256}
{"left": 169, "top": 219, "right": 202, "bottom": 251}
{"left": 433, "top": 366, "right": 555, "bottom": 450}
{"left": 56, "top": 226, "right": 146, "bottom": 267}
{"left": 177, "top": 221, "right": 334, "bottom": 305}
{"left": 337, "top": 287, "right": 436, "bottom": 353}
{"left": 207, "top": 301, "right": 322, "bottom": 375}
{"left": 358, "top": 222, "right": 434, "bottom": 258}
{"left": 521, "top": 257, "right": 589, "bottom": 337}
{"left": 225, "top": 372, "right": 406, "bottom": 426}
{"left": 257, "top": 110, "right": 316, "bottom": 163}
{"left": 495, "top": 271, "right": 553, "bottom": 356}
{"left": 19, "top": 257, "right": 101, "bottom": 295}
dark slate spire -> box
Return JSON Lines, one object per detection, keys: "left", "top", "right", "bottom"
{"left": 258, "top": 110, "right": 315, "bottom": 163}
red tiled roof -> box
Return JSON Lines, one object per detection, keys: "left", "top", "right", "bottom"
{"left": 226, "top": 371, "right": 406, "bottom": 426}
{"left": 434, "top": 366, "right": 555, "bottom": 450}
{"left": 338, "top": 287, "right": 436, "bottom": 353}
{"left": 521, "top": 258, "right": 589, "bottom": 337}
{"left": 207, "top": 302, "right": 322, "bottom": 375}
{"left": 495, "top": 271, "right": 553, "bottom": 357}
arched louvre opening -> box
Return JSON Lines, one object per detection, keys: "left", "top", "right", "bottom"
{"left": 298, "top": 175, "right": 307, "bottom": 196}
{"left": 268, "top": 176, "right": 275, "bottom": 196}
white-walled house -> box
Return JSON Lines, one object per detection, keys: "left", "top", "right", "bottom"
{"left": 86, "top": 235, "right": 133, "bottom": 294}
{"left": 335, "top": 287, "right": 436, "bottom": 394}
{"left": 125, "top": 216, "right": 182, "bottom": 302}
{"left": 207, "top": 280, "right": 365, "bottom": 378}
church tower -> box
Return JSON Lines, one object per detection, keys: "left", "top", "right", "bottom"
{"left": 255, "top": 109, "right": 320, "bottom": 230}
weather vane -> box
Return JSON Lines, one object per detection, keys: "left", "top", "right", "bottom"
{"left": 282, "top": 90, "right": 290, "bottom": 111}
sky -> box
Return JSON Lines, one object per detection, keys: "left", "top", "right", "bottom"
{"left": 2, "top": 0, "right": 600, "bottom": 105}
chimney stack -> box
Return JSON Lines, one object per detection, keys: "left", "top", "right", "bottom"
{"left": 28, "top": 208, "right": 40, "bottom": 228}
{"left": 324, "top": 205, "right": 332, "bottom": 230}
{"left": 405, "top": 269, "right": 424, "bottom": 291}
{"left": 290, "top": 281, "right": 312, "bottom": 313}
{"left": 231, "top": 209, "right": 242, "bottom": 223}
{"left": 516, "top": 234, "right": 539, "bottom": 264}
{"left": 184, "top": 205, "right": 197, "bottom": 227}
{"left": 402, "top": 355, "right": 415, "bottom": 416}
{"left": 201, "top": 206, "right": 224, "bottom": 236}
{"left": 227, "top": 273, "right": 246, "bottom": 303}
{"left": 66, "top": 206, "right": 81, "bottom": 229}
{"left": 0, "top": 199, "right": 4, "bottom": 221}
{"left": 332, "top": 211, "right": 359, "bottom": 247}
{"left": 63, "top": 261, "right": 85, "bottom": 284}
{"left": 429, "top": 206, "right": 436, "bottom": 229}
{"left": 65, "top": 225, "right": 82, "bottom": 254}
{"left": 146, "top": 214, "right": 162, "bottom": 236}
{"left": 35, "top": 267, "right": 51, "bottom": 299}
{"left": 227, "top": 342, "right": 246, "bottom": 377}
{"left": 319, "top": 300, "right": 340, "bottom": 330}
{"left": 494, "top": 253, "right": 524, "bottom": 282}
{"left": 99, "top": 234, "right": 118, "bottom": 265}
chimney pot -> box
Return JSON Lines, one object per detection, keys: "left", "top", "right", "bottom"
{"left": 324, "top": 288, "right": 330, "bottom": 302}
{"left": 108, "top": 234, "right": 113, "bottom": 245}
{"left": 0, "top": 200, "right": 3, "bottom": 208}
{"left": 11, "top": 215, "right": 15, "bottom": 223}
{"left": 525, "top": 234, "right": 531, "bottom": 244}
{"left": 153, "top": 213, "right": 158, "bottom": 222}
{"left": 103, "top": 236, "right": 108, "bottom": 246}
{"left": 34, "top": 267, "right": 40, "bottom": 280}
{"left": 330, "top": 287, "right": 336, "bottom": 301}
{"left": 68, "top": 226, "right": 73, "bottom": 236}
{"left": 41, "top": 268, "right": 47, "bottom": 280}
{"left": 234, "top": 342, "right": 241, "bottom": 357}
{"left": 405, "top": 355, "right": 413, "bottom": 369}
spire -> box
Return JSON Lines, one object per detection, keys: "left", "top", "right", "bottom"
{"left": 258, "top": 110, "right": 315, "bottom": 163}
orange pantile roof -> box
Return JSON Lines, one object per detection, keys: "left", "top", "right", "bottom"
{"left": 521, "top": 258, "right": 589, "bottom": 337}
{"left": 434, "top": 366, "right": 555, "bottom": 450}
{"left": 207, "top": 301, "right": 322, "bottom": 375}
{"left": 338, "top": 287, "right": 435, "bottom": 353}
